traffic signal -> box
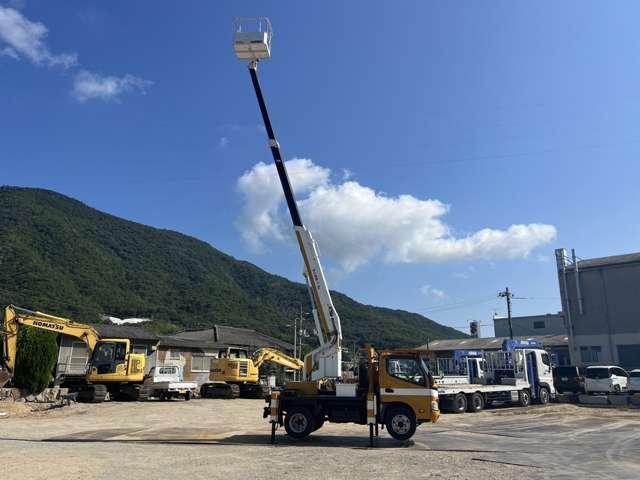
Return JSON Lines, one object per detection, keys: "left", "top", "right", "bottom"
{"left": 469, "top": 321, "right": 479, "bottom": 338}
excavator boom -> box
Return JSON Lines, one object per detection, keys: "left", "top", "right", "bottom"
{"left": 252, "top": 348, "right": 304, "bottom": 371}
{"left": 1, "top": 305, "right": 100, "bottom": 387}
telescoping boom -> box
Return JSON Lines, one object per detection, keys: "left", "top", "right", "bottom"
{"left": 237, "top": 18, "right": 342, "bottom": 382}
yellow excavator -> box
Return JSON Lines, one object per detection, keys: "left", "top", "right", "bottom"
{"left": 1, "top": 305, "right": 148, "bottom": 402}
{"left": 201, "top": 346, "right": 303, "bottom": 399}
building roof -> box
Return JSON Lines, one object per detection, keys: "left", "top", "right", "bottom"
{"left": 417, "top": 334, "right": 568, "bottom": 352}
{"left": 493, "top": 313, "right": 563, "bottom": 322}
{"left": 158, "top": 335, "right": 222, "bottom": 350}
{"left": 92, "top": 324, "right": 159, "bottom": 342}
{"left": 215, "top": 325, "right": 293, "bottom": 351}
{"left": 171, "top": 325, "right": 293, "bottom": 352}
{"left": 564, "top": 252, "right": 640, "bottom": 271}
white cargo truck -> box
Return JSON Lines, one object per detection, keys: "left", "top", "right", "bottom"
{"left": 147, "top": 365, "right": 198, "bottom": 401}
{"left": 434, "top": 340, "right": 556, "bottom": 413}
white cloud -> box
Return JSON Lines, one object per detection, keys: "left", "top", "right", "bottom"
{"left": 0, "top": 6, "right": 77, "bottom": 68}
{"left": 236, "top": 158, "right": 330, "bottom": 252}
{"left": 236, "top": 158, "right": 557, "bottom": 271}
{"left": 452, "top": 266, "right": 475, "bottom": 279}
{"left": 72, "top": 70, "right": 152, "bottom": 102}
{"left": 218, "top": 136, "right": 230, "bottom": 148}
{"left": 420, "top": 285, "right": 446, "bottom": 299}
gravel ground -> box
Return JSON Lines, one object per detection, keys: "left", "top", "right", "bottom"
{"left": 0, "top": 400, "right": 636, "bottom": 480}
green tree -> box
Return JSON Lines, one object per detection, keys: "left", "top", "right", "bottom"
{"left": 13, "top": 327, "right": 58, "bottom": 394}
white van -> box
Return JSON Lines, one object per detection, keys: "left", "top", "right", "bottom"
{"left": 628, "top": 369, "right": 640, "bottom": 394}
{"left": 584, "top": 366, "right": 628, "bottom": 394}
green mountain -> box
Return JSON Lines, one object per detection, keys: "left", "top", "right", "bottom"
{"left": 0, "top": 186, "right": 465, "bottom": 347}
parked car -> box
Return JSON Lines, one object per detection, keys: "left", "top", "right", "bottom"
{"left": 584, "top": 366, "right": 628, "bottom": 394}
{"left": 628, "top": 369, "right": 640, "bottom": 394}
{"left": 553, "top": 365, "right": 585, "bottom": 393}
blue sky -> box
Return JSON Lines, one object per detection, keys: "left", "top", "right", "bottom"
{"left": 2, "top": 1, "right": 639, "bottom": 336}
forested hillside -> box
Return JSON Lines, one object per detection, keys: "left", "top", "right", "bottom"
{"left": 0, "top": 187, "right": 465, "bottom": 347}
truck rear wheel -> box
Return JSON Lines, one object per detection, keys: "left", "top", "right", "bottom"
{"left": 284, "top": 407, "right": 314, "bottom": 439}
{"left": 467, "top": 392, "right": 484, "bottom": 412}
{"left": 385, "top": 406, "right": 416, "bottom": 441}
{"left": 452, "top": 393, "right": 467, "bottom": 414}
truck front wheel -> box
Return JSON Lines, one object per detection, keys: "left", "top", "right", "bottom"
{"left": 537, "top": 387, "right": 549, "bottom": 405}
{"left": 518, "top": 389, "right": 531, "bottom": 407}
{"left": 284, "top": 407, "right": 314, "bottom": 439}
{"left": 385, "top": 406, "right": 416, "bottom": 441}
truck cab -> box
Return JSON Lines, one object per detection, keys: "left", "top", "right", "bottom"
{"left": 494, "top": 340, "right": 557, "bottom": 403}
{"left": 377, "top": 350, "right": 440, "bottom": 432}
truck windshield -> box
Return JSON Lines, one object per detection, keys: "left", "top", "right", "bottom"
{"left": 586, "top": 367, "right": 610, "bottom": 379}
{"left": 629, "top": 371, "right": 640, "bottom": 378}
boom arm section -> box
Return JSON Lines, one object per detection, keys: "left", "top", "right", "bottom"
{"left": 1, "top": 305, "right": 100, "bottom": 387}
{"left": 252, "top": 348, "right": 304, "bottom": 371}
{"left": 247, "top": 61, "right": 342, "bottom": 381}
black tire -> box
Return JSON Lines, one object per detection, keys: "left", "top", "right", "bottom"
{"left": 184, "top": 391, "right": 192, "bottom": 401}
{"left": 613, "top": 384, "right": 621, "bottom": 394}
{"left": 452, "top": 393, "right": 468, "bottom": 414}
{"left": 538, "top": 387, "right": 550, "bottom": 405}
{"left": 312, "top": 416, "right": 325, "bottom": 432}
{"left": 518, "top": 389, "right": 531, "bottom": 407}
{"left": 385, "top": 406, "right": 417, "bottom": 441}
{"left": 284, "top": 407, "right": 315, "bottom": 439}
{"left": 467, "top": 392, "right": 484, "bottom": 413}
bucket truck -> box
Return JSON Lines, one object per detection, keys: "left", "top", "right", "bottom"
{"left": 232, "top": 18, "right": 440, "bottom": 445}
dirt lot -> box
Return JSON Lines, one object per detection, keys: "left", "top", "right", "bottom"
{"left": 0, "top": 399, "right": 638, "bottom": 480}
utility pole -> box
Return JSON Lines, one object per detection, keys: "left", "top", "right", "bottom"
{"left": 498, "top": 287, "right": 514, "bottom": 339}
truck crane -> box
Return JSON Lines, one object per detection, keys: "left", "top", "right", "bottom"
{"left": 1, "top": 305, "right": 148, "bottom": 402}
{"left": 201, "top": 346, "right": 304, "bottom": 399}
{"left": 233, "top": 18, "right": 440, "bottom": 445}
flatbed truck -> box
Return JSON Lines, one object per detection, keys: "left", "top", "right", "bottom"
{"left": 434, "top": 340, "right": 557, "bottom": 413}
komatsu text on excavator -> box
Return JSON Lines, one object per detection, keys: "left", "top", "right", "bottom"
{"left": 1, "top": 305, "right": 148, "bottom": 402}
{"left": 232, "top": 18, "right": 440, "bottom": 445}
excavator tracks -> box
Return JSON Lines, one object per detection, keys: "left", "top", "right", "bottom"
{"left": 201, "top": 382, "right": 241, "bottom": 399}
{"left": 77, "top": 384, "right": 108, "bottom": 403}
